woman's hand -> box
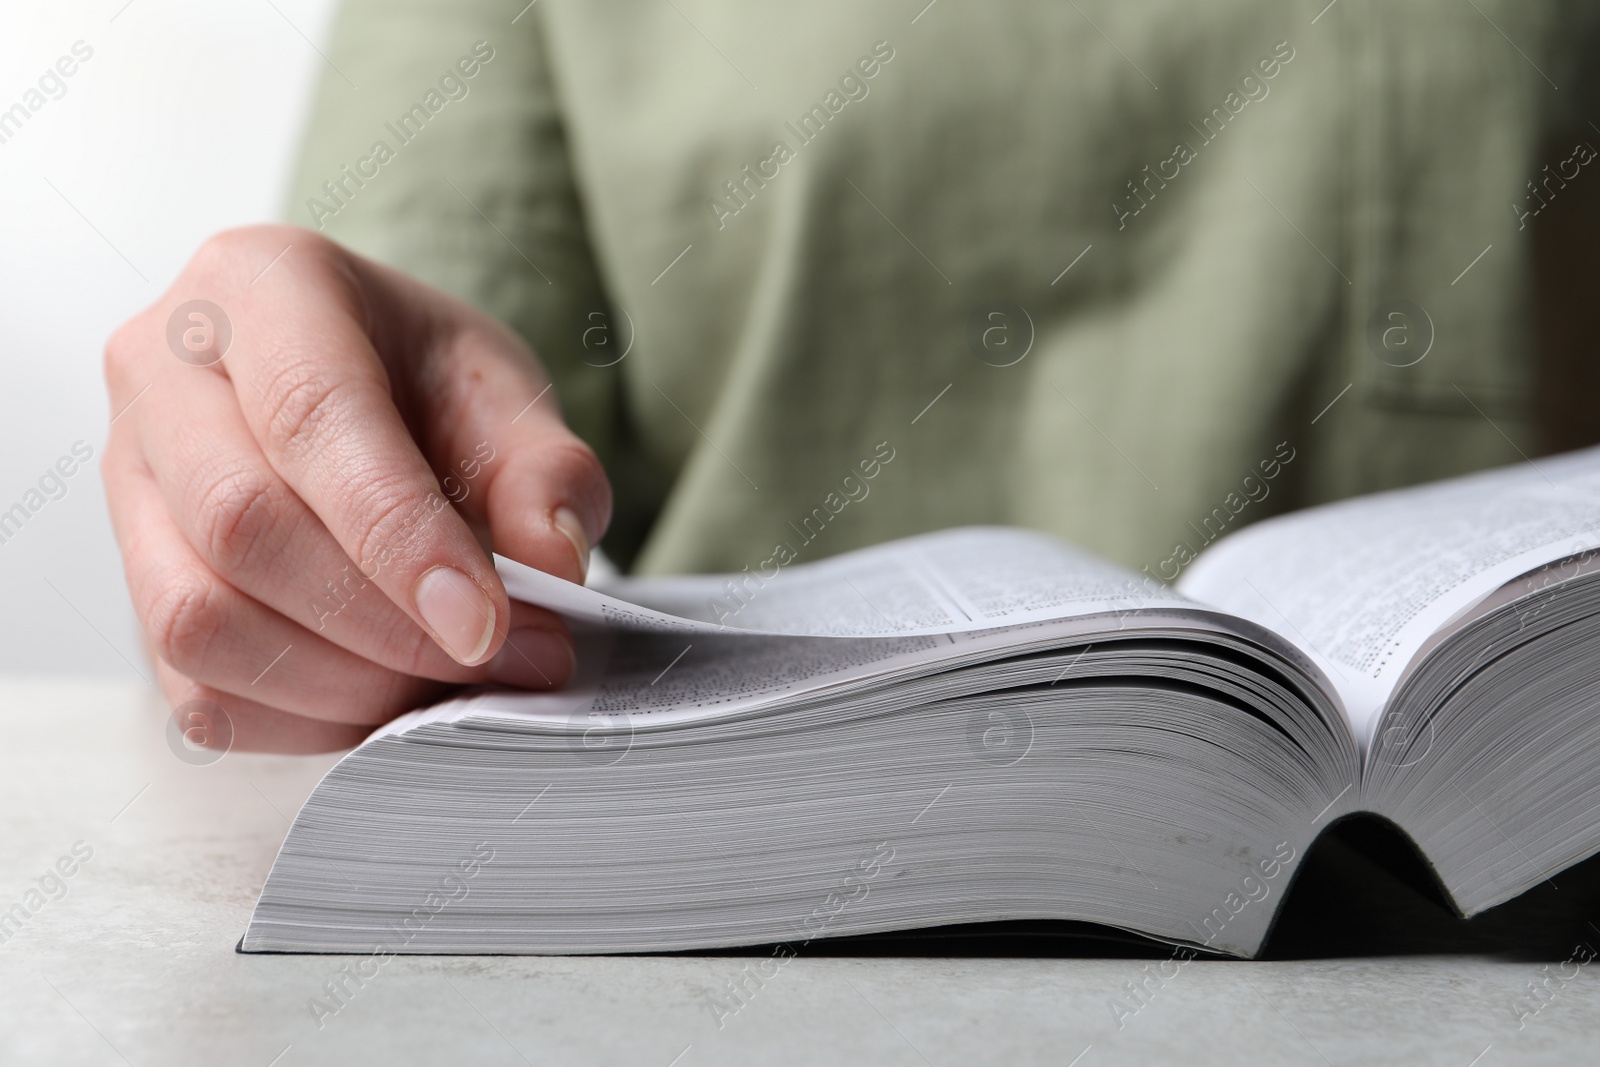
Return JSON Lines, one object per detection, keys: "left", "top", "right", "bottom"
{"left": 103, "top": 225, "right": 610, "bottom": 752}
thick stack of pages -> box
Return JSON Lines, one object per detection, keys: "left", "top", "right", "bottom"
{"left": 243, "top": 447, "right": 1600, "bottom": 957}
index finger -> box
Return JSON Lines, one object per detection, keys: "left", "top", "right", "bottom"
{"left": 205, "top": 229, "right": 507, "bottom": 666}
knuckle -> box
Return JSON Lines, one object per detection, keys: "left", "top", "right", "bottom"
{"left": 192, "top": 224, "right": 315, "bottom": 274}
{"left": 257, "top": 358, "right": 363, "bottom": 461}
{"left": 546, "top": 437, "right": 612, "bottom": 525}
{"left": 102, "top": 320, "right": 144, "bottom": 391}
{"left": 188, "top": 227, "right": 267, "bottom": 277}
{"left": 193, "top": 466, "right": 283, "bottom": 573}
{"left": 546, "top": 436, "right": 604, "bottom": 484}
{"left": 349, "top": 481, "right": 443, "bottom": 574}
{"left": 144, "top": 574, "right": 225, "bottom": 673}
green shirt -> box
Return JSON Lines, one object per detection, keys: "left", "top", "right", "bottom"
{"left": 288, "top": 0, "right": 1600, "bottom": 577}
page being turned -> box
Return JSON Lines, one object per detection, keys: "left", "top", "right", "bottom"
{"left": 497, "top": 526, "right": 1188, "bottom": 639}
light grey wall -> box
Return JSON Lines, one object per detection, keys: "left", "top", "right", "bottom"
{"left": 0, "top": 0, "right": 335, "bottom": 678}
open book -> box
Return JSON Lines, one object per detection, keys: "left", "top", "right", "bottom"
{"left": 243, "top": 447, "right": 1600, "bottom": 958}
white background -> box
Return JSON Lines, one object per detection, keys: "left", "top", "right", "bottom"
{"left": 0, "top": 0, "right": 335, "bottom": 677}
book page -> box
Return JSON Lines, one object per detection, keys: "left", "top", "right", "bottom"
{"left": 472, "top": 525, "right": 1345, "bottom": 740}
{"left": 376, "top": 626, "right": 957, "bottom": 737}
{"left": 1178, "top": 446, "right": 1600, "bottom": 742}
{"left": 497, "top": 526, "right": 1187, "bottom": 639}
{"left": 378, "top": 602, "right": 1323, "bottom": 740}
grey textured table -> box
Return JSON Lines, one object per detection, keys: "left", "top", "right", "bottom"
{"left": 1, "top": 678, "right": 1596, "bottom": 1066}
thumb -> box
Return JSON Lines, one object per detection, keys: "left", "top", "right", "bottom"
{"left": 425, "top": 319, "right": 612, "bottom": 586}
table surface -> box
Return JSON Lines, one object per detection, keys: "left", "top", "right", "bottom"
{"left": 1, "top": 677, "right": 1597, "bottom": 1067}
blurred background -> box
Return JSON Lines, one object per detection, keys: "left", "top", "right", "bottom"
{"left": 0, "top": 0, "right": 334, "bottom": 676}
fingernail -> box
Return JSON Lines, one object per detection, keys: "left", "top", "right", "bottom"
{"left": 489, "top": 626, "right": 576, "bottom": 688}
{"left": 414, "top": 567, "right": 497, "bottom": 664}
{"left": 553, "top": 506, "right": 590, "bottom": 583}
